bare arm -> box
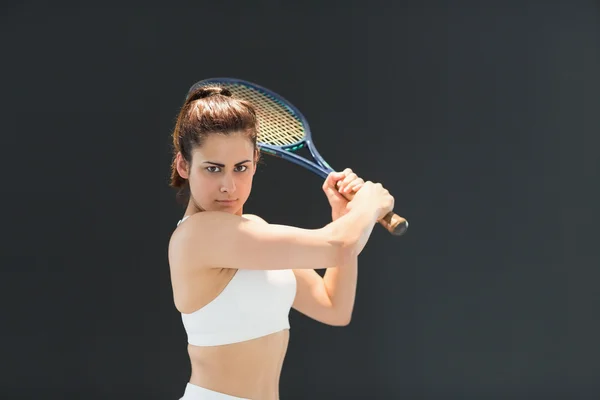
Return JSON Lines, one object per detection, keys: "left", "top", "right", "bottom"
{"left": 169, "top": 208, "right": 378, "bottom": 272}
{"left": 292, "top": 254, "right": 357, "bottom": 326}
{"left": 289, "top": 170, "right": 392, "bottom": 326}
{"left": 237, "top": 214, "right": 358, "bottom": 326}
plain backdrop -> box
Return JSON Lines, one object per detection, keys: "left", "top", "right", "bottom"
{"left": 1, "top": 1, "right": 598, "bottom": 399}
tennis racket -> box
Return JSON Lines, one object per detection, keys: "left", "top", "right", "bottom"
{"left": 187, "top": 78, "right": 409, "bottom": 236}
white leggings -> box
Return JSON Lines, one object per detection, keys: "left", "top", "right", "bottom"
{"left": 179, "top": 383, "right": 250, "bottom": 400}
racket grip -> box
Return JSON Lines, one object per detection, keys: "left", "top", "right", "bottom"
{"left": 380, "top": 212, "right": 409, "bottom": 236}
{"left": 335, "top": 181, "right": 409, "bottom": 236}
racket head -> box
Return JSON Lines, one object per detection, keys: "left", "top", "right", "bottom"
{"left": 187, "top": 78, "right": 312, "bottom": 151}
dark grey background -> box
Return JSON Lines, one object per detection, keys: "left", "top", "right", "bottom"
{"left": 1, "top": 1, "right": 598, "bottom": 399}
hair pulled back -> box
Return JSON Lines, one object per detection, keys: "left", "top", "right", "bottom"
{"left": 169, "top": 84, "right": 259, "bottom": 198}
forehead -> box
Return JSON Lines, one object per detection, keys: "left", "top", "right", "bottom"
{"left": 192, "top": 133, "right": 254, "bottom": 160}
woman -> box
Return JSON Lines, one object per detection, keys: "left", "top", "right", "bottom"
{"left": 168, "top": 84, "right": 394, "bottom": 399}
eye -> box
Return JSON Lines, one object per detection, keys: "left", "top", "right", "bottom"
{"left": 206, "top": 166, "right": 221, "bottom": 173}
{"left": 235, "top": 165, "right": 248, "bottom": 172}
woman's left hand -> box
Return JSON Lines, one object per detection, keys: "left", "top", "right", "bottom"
{"left": 322, "top": 168, "right": 365, "bottom": 221}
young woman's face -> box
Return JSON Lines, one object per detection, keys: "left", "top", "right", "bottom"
{"left": 179, "top": 132, "right": 257, "bottom": 216}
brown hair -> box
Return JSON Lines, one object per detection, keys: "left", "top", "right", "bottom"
{"left": 169, "top": 84, "right": 260, "bottom": 199}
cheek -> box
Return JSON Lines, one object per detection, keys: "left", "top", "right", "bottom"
{"left": 189, "top": 173, "right": 216, "bottom": 194}
{"left": 237, "top": 174, "right": 254, "bottom": 191}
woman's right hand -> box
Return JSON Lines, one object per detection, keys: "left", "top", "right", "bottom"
{"left": 349, "top": 181, "right": 395, "bottom": 221}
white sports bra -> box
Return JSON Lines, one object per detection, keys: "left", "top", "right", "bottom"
{"left": 177, "top": 216, "right": 297, "bottom": 346}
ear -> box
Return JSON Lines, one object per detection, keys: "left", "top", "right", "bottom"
{"left": 175, "top": 152, "right": 190, "bottom": 179}
{"left": 252, "top": 149, "right": 260, "bottom": 175}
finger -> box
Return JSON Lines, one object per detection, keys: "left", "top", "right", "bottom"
{"left": 327, "top": 171, "right": 345, "bottom": 181}
{"left": 323, "top": 174, "right": 347, "bottom": 199}
{"left": 338, "top": 172, "right": 357, "bottom": 190}
{"left": 328, "top": 168, "right": 358, "bottom": 193}
{"left": 334, "top": 168, "right": 353, "bottom": 184}
{"left": 340, "top": 174, "right": 360, "bottom": 193}
{"left": 323, "top": 171, "right": 345, "bottom": 190}
{"left": 347, "top": 180, "right": 364, "bottom": 193}
{"left": 348, "top": 176, "right": 364, "bottom": 188}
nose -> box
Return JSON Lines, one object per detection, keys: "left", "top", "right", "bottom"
{"left": 220, "top": 172, "right": 236, "bottom": 194}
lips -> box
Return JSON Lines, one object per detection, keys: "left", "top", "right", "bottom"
{"left": 216, "top": 199, "right": 237, "bottom": 203}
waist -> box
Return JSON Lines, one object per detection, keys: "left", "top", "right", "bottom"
{"left": 188, "top": 329, "right": 290, "bottom": 399}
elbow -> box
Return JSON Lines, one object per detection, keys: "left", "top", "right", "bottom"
{"left": 337, "top": 318, "right": 352, "bottom": 327}
{"left": 320, "top": 225, "right": 358, "bottom": 263}
{"left": 330, "top": 315, "right": 352, "bottom": 327}
{"left": 321, "top": 222, "right": 352, "bottom": 246}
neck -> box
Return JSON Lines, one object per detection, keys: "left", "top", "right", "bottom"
{"left": 185, "top": 200, "right": 203, "bottom": 216}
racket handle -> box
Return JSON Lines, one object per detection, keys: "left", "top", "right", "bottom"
{"left": 380, "top": 212, "right": 409, "bottom": 236}
{"left": 335, "top": 182, "right": 409, "bottom": 236}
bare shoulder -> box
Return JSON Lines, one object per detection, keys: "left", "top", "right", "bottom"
{"left": 169, "top": 212, "right": 267, "bottom": 254}
{"left": 168, "top": 211, "right": 271, "bottom": 271}
{"left": 242, "top": 213, "right": 268, "bottom": 224}
{"left": 171, "top": 211, "right": 242, "bottom": 240}
{"left": 168, "top": 212, "right": 241, "bottom": 269}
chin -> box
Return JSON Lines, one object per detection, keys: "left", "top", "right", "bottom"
{"left": 195, "top": 197, "right": 246, "bottom": 215}
{"left": 213, "top": 200, "right": 243, "bottom": 213}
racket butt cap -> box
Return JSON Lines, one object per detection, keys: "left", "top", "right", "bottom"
{"left": 393, "top": 221, "right": 409, "bottom": 236}
{"left": 382, "top": 212, "right": 409, "bottom": 236}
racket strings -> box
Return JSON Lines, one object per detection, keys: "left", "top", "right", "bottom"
{"left": 224, "top": 85, "right": 306, "bottom": 146}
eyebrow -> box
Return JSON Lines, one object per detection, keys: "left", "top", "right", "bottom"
{"left": 201, "top": 160, "right": 252, "bottom": 167}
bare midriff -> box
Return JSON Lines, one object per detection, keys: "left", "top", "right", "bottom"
{"left": 187, "top": 329, "right": 289, "bottom": 400}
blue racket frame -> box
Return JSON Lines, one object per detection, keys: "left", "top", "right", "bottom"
{"left": 193, "top": 77, "right": 336, "bottom": 180}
